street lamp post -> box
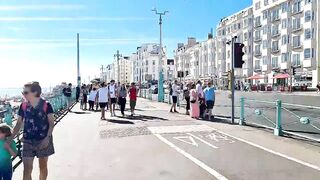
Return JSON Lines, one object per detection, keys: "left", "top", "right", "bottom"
{"left": 152, "top": 8, "right": 168, "bottom": 102}
{"left": 114, "top": 50, "right": 122, "bottom": 83}
{"left": 77, "top": 33, "right": 81, "bottom": 87}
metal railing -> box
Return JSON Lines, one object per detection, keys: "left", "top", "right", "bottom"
{"left": 239, "top": 97, "right": 320, "bottom": 142}
{"left": 0, "top": 90, "right": 77, "bottom": 171}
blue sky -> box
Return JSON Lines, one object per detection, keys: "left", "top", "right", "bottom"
{"left": 0, "top": 0, "right": 251, "bottom": 88}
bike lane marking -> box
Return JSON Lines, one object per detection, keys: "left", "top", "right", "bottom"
{"left": 154, "top": 133, "right": 229, "bottom": 180}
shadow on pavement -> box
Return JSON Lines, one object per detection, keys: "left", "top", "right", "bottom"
{"left": 105, "top": 119, "right": 135, "bottom": 124}
{"left": 120, "top": 115, "right": 169, "bottom": 121}
{"left": 70, "top": 111, "right": 91, "bottom": 114}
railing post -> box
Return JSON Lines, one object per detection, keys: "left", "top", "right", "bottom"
{"left": 239, "top": 97, "right": 245, "bottom": 125}
{"left": 274, "top": 100, "right": 283, "bottom": 136}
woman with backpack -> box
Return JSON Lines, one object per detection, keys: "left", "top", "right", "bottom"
{"left": 8, "top": 82, "right": 55, "bottom": 180}
{"left": 189, "top": 83, "right": 200, "bottom": 119}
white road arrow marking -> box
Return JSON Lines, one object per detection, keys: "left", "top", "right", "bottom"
{"left": 173, "top": 136, "right": 198, "bottom": 147}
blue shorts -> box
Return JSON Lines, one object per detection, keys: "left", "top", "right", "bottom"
{"left": 0, "top": 163, "right": 12, "bottom": 180}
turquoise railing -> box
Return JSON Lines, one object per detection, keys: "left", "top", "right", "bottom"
{"left": 239, "top": 97, "right": 320, "bottom": 141}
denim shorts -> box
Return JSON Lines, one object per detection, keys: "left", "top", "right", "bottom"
{"left": 22, "top": 136, "right": 55, "bottom": 158}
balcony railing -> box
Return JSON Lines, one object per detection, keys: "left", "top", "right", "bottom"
{"left": 254, "top": 22, "right": 262, "bottom": 28}
{"left": 271, "top": 47, "right": 280, "bottom": 53}
{"left": 254, "top": 36, "right": 262, "bottom": 42}
{"left": 292, "top": 43, "right": 303, "bottom": 50}
{"left": 271, "top": 16, "right": 280, "bottom": 22}
{"left": 272, "top": 31, "right": 280, "bottom": 37}
{"left": 292, "top": 24, "right": 303, "bottom": 32}
{"left": 254, "top": 66, "right": 262, "bottom": 72}
{"left": 254, "top": 51, "right": 262, "bottom": 57}
{"left": 292, "top": 8, "right": 303, "bottom": 15}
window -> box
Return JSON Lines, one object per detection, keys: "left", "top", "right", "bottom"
{"left": 272, "top": 24, "right": 279, "bottom": 36}
{"left": 272, "top": 57, "right": 279, "bottom": 67}
{"left": 227, "top": 50, "right": 230, "bottom": 58}
{"left": 281, "top": 19, "right": 287, "bottom": 29}
{"left": 292, "top": 1, "right": 301, "bottom": 14}
{"left": 263, "top": 11, "right": 268, "bottom": 20}
{"left": 263, "top": 56, "right": 268, "bottom": 65}
{"left": 281, "top": 52, "right": 289, "bottom": 62}
{"left": 305, "top": 11, "right": 311, "bottom": 22}
{"left": 292, "top": 18, "right": 301, "bottom": 30}
{"left": 255, "top": 16, "right": 261, "bottom": 27}
{"left": 272, "top": 41, "right": 279, "bottom": 51}
{"left": 255, "top": 30, "right": 261, "bottom": 40}
{"left": 304, "top": 48, "right": 311, "bottom": 59}
{"left": 263, "top": 40, "right": 268, "bottom": 49}
{"left": 243, "top": 19, "right": 248, "bottom": 27}
{"left": 305, "top": 0, "right": 312, "bottom": 4}
{"left": 293, "top": 36, "right": 301, "bottom": 47}
{"left": 255, "top": 60, "right": 261, "bottom": 69}
{"left": 305, "top": 28, "right": 311, "bottom": 39}
{"left": 263, "top": 25, "right": 268, "bottom": 34}
{"left": 238, "top": 23, "right": 241, "bottom": 29}
{"left": 255, "top": 1, "right": 261, "bottom": 10}
{"left": 264, "top": 0, "right": 269, "bottom": 6}
{"left": 292, "top": 54, "right": 301, "bottom": 65}
{"left": 281, "top": 2, "right": 288, "bottom": 13}
{"left": 272, "top": 8, "right": 280, "bottom": 21}
{"left": 146, "top": 61, "right": 148, "bottom": 65}
{"left": 153, "top": 60, "right": 155, "bottom": 65}
{"left": 244, "top": 32, "right": 248, "bottom": 41}
{"left": 282, "top": 35, "right": 287, "bottom": 45}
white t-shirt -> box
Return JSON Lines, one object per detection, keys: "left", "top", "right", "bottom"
{"left": 108, "top": 84, "right": 117, "bottom": 98}
{"left": 88, "top": 90, "right": 97, "bottom": 101}
{"left": 98, "top": 87, "right": 109, "bottom": 103}
{"left": 196, "top": 84, "right": 204, "bottom": 98}
{"left": 172, "top": 84, "right": 180, "bottom": 96}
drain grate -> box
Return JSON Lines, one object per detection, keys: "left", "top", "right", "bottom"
{"left": 99, "top": 126, "right": 151, "bottom": 138}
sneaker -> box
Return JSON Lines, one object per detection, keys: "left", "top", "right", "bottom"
{"left": 174, "top": 110, "right": 179, "bottom": 113}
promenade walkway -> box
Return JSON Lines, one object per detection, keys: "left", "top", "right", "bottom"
{"left": 13, "top": 98, "right": 320, "bottom": 180}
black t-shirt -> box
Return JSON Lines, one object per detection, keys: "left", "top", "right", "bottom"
{"left": 63, "top": 87, "right": 72, "bottom": 97}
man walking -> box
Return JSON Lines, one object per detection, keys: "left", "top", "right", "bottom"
{"left": 170, "top": 80, "right": 180, "bottom": 113}
{"left": 203, "top": 82, "right": 216, "bottom": 120}
{"left": 108, "top": 80, "right": 118, "bottom": 116}
{"left": 76, "top": 85, "right": 80, "bottom": 102}
{"left": 129, "top": 82, "right": 138, "bottom": 117}
{"left": 97, "top": 82, "right": 109, "bottom": 120}
{"left": 63, "top": 83, "right": 72, "bottom": 111}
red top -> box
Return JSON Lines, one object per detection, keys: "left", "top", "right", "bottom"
{"left": 129, "top": 87, "right": 137, "bottom": 101}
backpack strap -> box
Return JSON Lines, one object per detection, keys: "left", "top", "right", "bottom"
{"left": 42, "top": 100, "right": 48, "bottom": 113}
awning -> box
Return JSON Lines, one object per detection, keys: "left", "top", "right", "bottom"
{"left": 273, "top": 73, "right": 290, "bottom": 79}
{"left": 247, "top": 74, "right": 264, "bottom": 80}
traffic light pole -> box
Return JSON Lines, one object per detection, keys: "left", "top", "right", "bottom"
{"left": 231, "top": 37, "right": 236, "bottom": 124}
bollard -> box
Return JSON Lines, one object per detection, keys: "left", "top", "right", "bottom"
{"left": 274, "top": 100, "right": 283, "bottom": 136}
{"left": 239, "top": 97, "right": 245, "bottom": 125}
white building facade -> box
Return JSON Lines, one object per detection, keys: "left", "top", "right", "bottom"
{"left": 111, "top": 56, "right": 133, "bottom": 84}
{"left": 216, "top": 7, "right": 254, "bottom": 87}
{"left": 252, "top": 0, "right": 319, "bottom": 88}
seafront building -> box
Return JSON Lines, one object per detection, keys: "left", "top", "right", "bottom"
{"left": 216, "top": 7, "right": 254, "bottom": 88}
{"left": 174, "top": 36, "right": 218, "bottom": 83}
{"left": 252, "top": 0, "right": 319, "bottom": 88}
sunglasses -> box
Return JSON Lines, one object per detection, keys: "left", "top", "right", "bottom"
{"left": 22, "top": 91, "right": 30, "bottom": 95}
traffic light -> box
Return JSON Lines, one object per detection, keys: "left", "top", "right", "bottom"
{"left": 234, "top": 43, "right": 245, "bottom": 68}
{"left": 292, "top": 68, "right": 296, "bottom": 75}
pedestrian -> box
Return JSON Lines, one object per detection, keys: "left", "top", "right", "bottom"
{"left": 8, "top": 81, "right": 55, "bottom": 180}
{"left": 76, "top": 85, "right": 80, "bottom": 102}
{"left": 196, "top": 80, "right": 204, "bottom": 99}
{"left": 190, "top": 84, "right": 200, "bottom": 119}
{"left": 170, "top": 80, "right": 180, "bottom": 113}
{"left": 108, "top": 80, "right": 118, "bottom": 116}
{"left": 82, "top": 85, "right": 88, "bottom": 110}
{"left": 184, "top": 84, "right": 191, "bottom": 115}
{"left": 88, "top": 87, "right": 98, "bottom": 111}
{"left": 203, "top": 82, "right": 215, "bottom": 120}
{"left": 118, "top": 84, "right": 127, "bottom": 117}
{"left": 63, "top": 83, "right": 73, "bottom": 111}
{"left": 0, "top": 124, "right": 17, "bottom": 180}
{"left": 129, "top": 82, "right": 138, "bottom": 117}
{"left": 317, "top": 82, "right": 320, "bottom": 93}
{"left": 97, "top": 82, "right": 109, "bottom": 120}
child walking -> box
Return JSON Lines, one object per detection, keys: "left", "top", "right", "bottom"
{"left": 0, "top": 124, "right": 17, "bottom": 180}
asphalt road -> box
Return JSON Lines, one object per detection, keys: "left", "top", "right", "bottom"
{"left": 176, "top": 90, "right": 320, "bottom": 141}
{"left": 13, "top": 98, "right": 320, "bottom": 180}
